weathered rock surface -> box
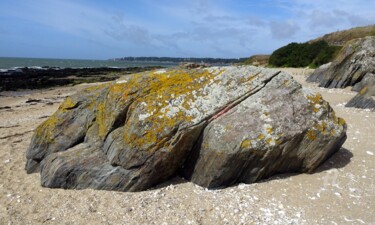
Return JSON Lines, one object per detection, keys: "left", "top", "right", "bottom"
{"left": 307, "top": 37, "right": 375, "bottom": 89}
{"left": 306, "top": 62, "right": 331, "bottom": 83}
{"left": 307, "top": 36, "right": 375, "bottom": 109}
{"left": 346, "top": 85, "right": 375, "bottom": 109}
{"left": 26, "top": 66, "right": 347, "bottom": 191}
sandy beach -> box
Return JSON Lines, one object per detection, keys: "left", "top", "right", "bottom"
{"left": 0, "top": 69, "right": 374, "bottom": 225}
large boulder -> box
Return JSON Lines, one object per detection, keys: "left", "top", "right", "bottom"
{"left": 26, "top": 66, "right": 347, "bottom": 191}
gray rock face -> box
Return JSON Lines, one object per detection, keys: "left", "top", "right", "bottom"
{"left": 184, "top": 72, "right": 347, "bottom": 188}
{"left": 26, "top": 66, "right": 347, "bottom": 191}
{"left": 307, "top": 36, "right": 375, "bottom": 109}
{"left": 306, "top": 63, "right": 331, "bottom": 83}
{"left": 307, "top": 37, "right": 375, "bottom": 89}
{"left": 352, "top": 73, "right": 375, "bottom": 92}
{"left": 346, "top": 85, "right": 375, "bottom": 109}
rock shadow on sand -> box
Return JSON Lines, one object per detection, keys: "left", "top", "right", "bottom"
{"left": 257, "top": 147, "right": 353, "bottom": 184}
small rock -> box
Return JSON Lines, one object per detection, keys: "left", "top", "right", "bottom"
{"left": 26, "top": 98, "right": 42, "bottom": 103}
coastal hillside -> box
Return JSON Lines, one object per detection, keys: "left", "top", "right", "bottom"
{"left": 247, "top": 24, "right": 375, "bottom": 67}
{"left": 309, "top": 24, "right": 375, "bottom": 46}
{"left": 242, "top": 55, "right": 270, "bottom": 66}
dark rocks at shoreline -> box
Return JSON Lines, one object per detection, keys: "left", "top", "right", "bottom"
{"left": 25, "top": 66, "right": 347, "bottom": 192}
{"left": 0, "top": 66, "right": 163, "bottom": 91}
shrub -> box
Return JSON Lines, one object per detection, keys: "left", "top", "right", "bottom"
{"left": 269, "top": 40, "right": 339, "bottom": 68}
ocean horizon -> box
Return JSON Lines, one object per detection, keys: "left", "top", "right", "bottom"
{"left": 0, "top": 57, "right": 178, "bottom": 70}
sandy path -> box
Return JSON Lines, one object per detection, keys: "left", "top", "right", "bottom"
{"left": 0, "top": 70, "right": 374, "bottom": 225}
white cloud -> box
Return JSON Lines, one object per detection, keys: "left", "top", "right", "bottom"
{"left": 0, "top": 0, "right": 374, "bottom": 58}
{"left": 270, "top": 21, "right": 300, "bottom": 39}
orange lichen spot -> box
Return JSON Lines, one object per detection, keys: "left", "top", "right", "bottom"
{"left": 96, "top": 102, "right": 108, "bottom": 139}
{"left": 307, "top": 93, "right": 323, "bottom": 104}
{"left": 34, "top": 113, "right": 63, "bottom": 143}
{"left": 266, "top": 127, "right": 273, "bottom": 134}
{"left": 332, "top": 112, "right": 346, "bottom": 127}
{"left": 266, "top": 138, "right": 273, "bottom": 145}
{"left": 338, "top": 117, "right": 346, "bottom": 126}
{"left": 241, "top": 139, "right": 252, "bottom": 149}
{"left": 84, "top": 83, "right": 110, "bottom": 92}
{"left": 238, "top": 72, "right": 261, "bottom": 85}
{"left": 315, "top": 122, "right": 327, "bottom": 133}
{"left": 59, "top": 97, "right": 77, "bottom": 110}
{"left": 359, "top": 86, "right": 368, "bottom": 95}
{"left": 307, "top": 130, "right": 317, "bottom": 141}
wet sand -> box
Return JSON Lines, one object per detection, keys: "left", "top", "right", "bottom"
{"left": 0, "top": 69, "right": 374, "bottom": 224}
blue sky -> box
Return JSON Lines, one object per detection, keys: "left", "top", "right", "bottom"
{"left": 0, "top": 0, "right": 374, "bottom": 59}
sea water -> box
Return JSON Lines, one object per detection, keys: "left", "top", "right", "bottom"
{"left": 0, "top": 57, "right": 177, "bottom": 70}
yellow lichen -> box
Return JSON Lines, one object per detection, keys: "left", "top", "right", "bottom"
{"left": 359, "top": 86, "right": 368, "bottom": 95}
{"left": 111, "top": 68, "right": 219, "bottom": 151}
{"left": 59, "top": 97, "right": 77, "bottom": 110}
{"left": 266, "top": 138, "right": 273, "bottom": 145}
{"left": 307, "top": 93, "right": 323, "bottom": 105}
{"left": 258, "top": 134, "right": 265, "bottom": 140}
{"left": 241, "top": 139, "right": 252, "bottom": 149}
{"left": 34, "top": 113, "right": 63, "bottom": 143}
{"left": 332, "top": 112, "right": 346, "bottom": 127}
{"left": 96, "top": 102, "right": 108, "bottom": 139}
{"left": 266, "top": 127, "right": 273, "bottom": 134}
{"left": 282, "top": 79, "right": 289, "bottom": 86}
{"left": 239, "top": 72, "right": 259, "bottom": 84}
{"left": 315, "top": 122, "right": 327, "bottom": 134}
{"left": 307, "top": 130, "right": 317, "bottom": 141}
{"left": 338, "top": 117, "right": 346, "bottom": 126}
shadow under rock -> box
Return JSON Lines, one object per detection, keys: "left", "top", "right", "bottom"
{"left": 148, "top": 147, "right": 353, "bottom": 191}
{"left": 259, "top": 147, "right": 353, "bottom": 183}
{"left": 313, "top": 147, "right": 353, "bottom": 173}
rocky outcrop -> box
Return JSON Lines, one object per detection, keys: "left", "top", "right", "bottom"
{"left": 306, "top": 62, "right": 331, "bottom": 83}
{"left": 307, "top": 36, "right": 375, "bottom": 109}
{"left": 352, "top": 73, "right": 375, "bottom": 92}
{"left": 26, "top": 66, "right": 347, "bottom": 191}
{"left": 307, "top": 37, "right": 375, "bottom": 89}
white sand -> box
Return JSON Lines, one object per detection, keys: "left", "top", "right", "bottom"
{"left": 0, "top": 70, "right": 374, "bottom": 224}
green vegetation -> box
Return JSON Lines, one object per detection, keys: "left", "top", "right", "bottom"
{"left": 242, "top": 55, "right": 270, "bottom": 66}
{"left": 268, "top": 40, "right": 341, "bottom": 68}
